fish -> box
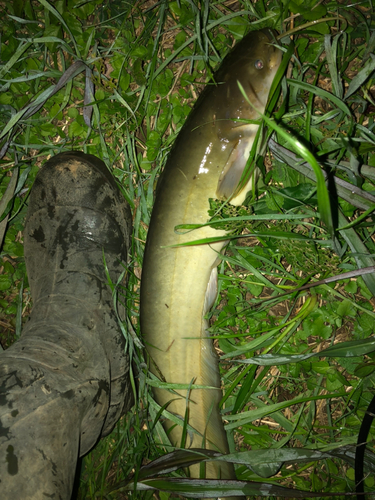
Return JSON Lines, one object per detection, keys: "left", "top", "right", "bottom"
{"left": 140, "top": 29, "right": 281, "bottom": 481}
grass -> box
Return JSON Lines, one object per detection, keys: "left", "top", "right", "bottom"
{"left": 1, "top": 0, "right": 375, "bottom": 498}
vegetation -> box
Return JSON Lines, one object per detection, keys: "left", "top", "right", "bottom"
{"left": 1, "top": 0, "right": 375, "bottom": 498}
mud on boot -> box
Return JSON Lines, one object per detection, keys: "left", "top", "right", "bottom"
{"left": 0, "top": 152, "right": 133, "bottom": 499}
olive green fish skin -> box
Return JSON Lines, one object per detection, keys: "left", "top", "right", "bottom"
{"left": 140, "top": 30, "right": 281, "bottom": 480}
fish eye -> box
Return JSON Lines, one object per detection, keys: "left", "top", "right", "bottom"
{"left": 255, "top": 59, "right": 264, "bottom": 70}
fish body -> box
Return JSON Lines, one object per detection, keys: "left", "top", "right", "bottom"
{"left": 140, "top": 30, "right": 281, "bottom": 479}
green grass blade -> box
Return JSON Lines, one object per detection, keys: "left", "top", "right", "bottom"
{"left": 287, "top": 79, "right": 351, "bottom": 116}
{"left": 234, "top": 338, "right": 375, "bottom": 366}
{"left": 37, "top": 0, "right": 81, "bottom": 57}
{"left": 345, "top": 54, "right": 375, "bottom": 100}
{"left": 0, "top": 41, "right": 32, "bottom": 80}
{"left": 124, "top": 476, "right": 348, "bottom": 497}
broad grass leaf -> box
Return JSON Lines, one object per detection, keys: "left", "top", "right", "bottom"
{"left": 233, "top": 338, "right": 375, "bottom": 366}
{"left": 124, "top": 476, "right": 348, "bottom": 497}
{"left": 345, "top": 54, "right": 375, "bottom": 100}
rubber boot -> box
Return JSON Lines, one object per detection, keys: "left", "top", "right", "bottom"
{"left": 0, "top": 152, "right": 133, "bottom": 499}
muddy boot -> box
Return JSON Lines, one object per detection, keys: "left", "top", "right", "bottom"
{"left": 0, "top": 152, "right": 133, "bottom": 499}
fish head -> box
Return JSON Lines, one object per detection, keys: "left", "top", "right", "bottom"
{"left": 214, "top": 29, "right": 282, "bottom": 139}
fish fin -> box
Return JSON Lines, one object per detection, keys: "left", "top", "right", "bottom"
{"left": 203, "top": 266, "right": 218, "bottom": 316}
{"left": 230, "top": 168, "right": 259, "bottom": 206}
{"left": 201, "top": 267, "right": 221, "bottom": 388}
{"left": 216, "top": 133, "right": 257, "bottom": 204}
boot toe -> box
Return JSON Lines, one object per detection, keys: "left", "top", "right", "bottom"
{"left": 23, "top": 152, "right": 133, "bottom": 443}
